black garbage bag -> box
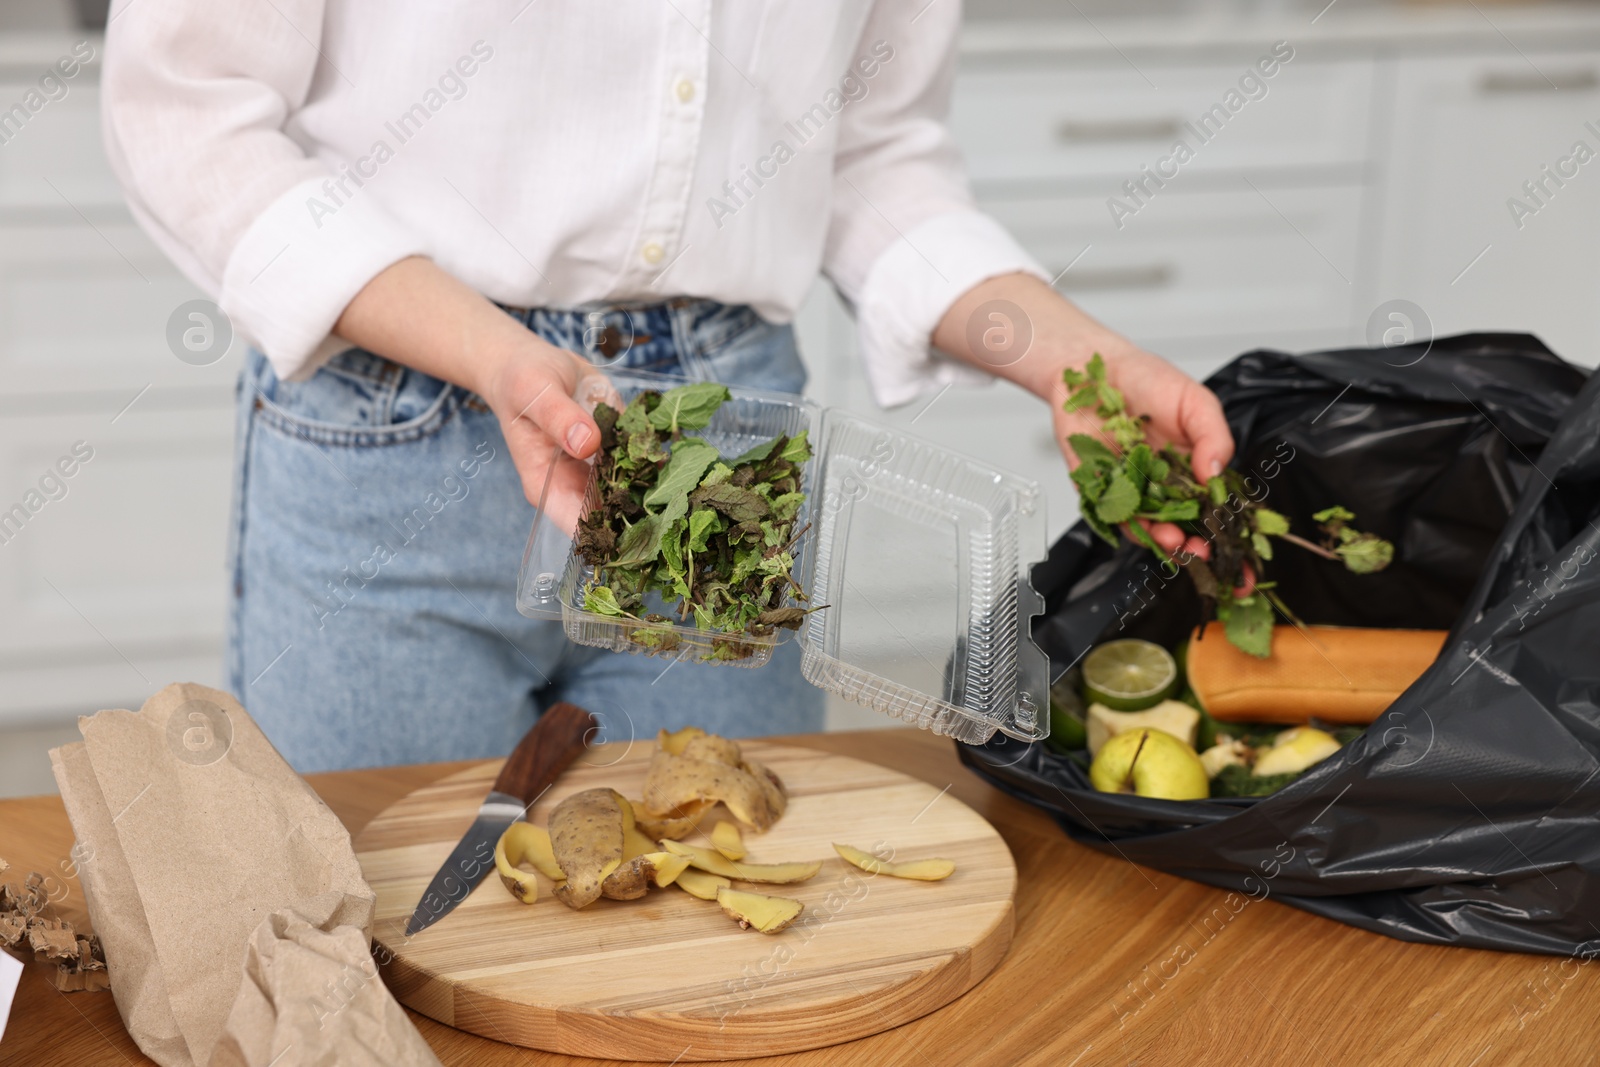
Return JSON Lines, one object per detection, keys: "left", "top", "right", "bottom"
{"left": 960, "top": 333, "right": 1600, "bottom": 955}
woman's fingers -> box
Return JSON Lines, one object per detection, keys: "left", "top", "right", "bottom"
{"left": 503, "top": 418, "right": 594, "bottom": 531}
{"left": 525, "top": 374, "right": 600, "bottom": 459}
{"left": 1142, "top": 520, "right": 1185, "bottom": 554}
{"left": 1138, "top": 525, "right": 1216, "bottom": 563}
{"left": 1234, "top": 563, "right": 1257, "bottom": 598}
{"left": 1176, "top": 380, "right": 1233, "bottom": 481}
{"left": 493, "top": 347, "right": 601, "bottom": 460}
{"left": 491, "top": 346, "right": 617, "bottom": 529}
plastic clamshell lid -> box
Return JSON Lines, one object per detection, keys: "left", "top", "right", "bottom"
{"left": 797, "top": 410, "right": 1049, "bottom": 745}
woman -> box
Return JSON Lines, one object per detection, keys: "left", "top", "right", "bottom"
{"left": 103, "top": 1, "right": 1233, "bottom": 771}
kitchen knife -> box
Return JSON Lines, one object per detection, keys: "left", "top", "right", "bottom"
{"left": 403, "top": 701, "right": 597, "bottom": 936}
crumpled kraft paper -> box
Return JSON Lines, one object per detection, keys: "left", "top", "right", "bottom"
{"left": 49, "top": 682, "right": 440, "bottom": 1067}
{"left": 209, "top": 891, "right": 440, "bottom": 1067}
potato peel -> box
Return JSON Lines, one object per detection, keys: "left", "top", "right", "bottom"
{"left": 494, "top": 831, "right": 538, "bottom": 904}
{"left": 633, "top": 798, "right": 712, "bottom": 841}
{"left": 660, "top": 839, "right": 821, "bottom": 884}
{"left": 675, "top": 868, "right": 731, "bottom": 900}
{"left": 711, "top": 821, "right": 746, "bottom": 860}
{"left": 658, "top": 726, "right": 706, "bottom": 756}
{"left": 495, "top": 822, "right": 566, "bottom": 897}
{"left": 600, "top": 850, "right": 691, "bottom": 900}
{"left": 550, "top": 788, "right": 627, "bottom": 909}
{"left": 640, "top": 728, "right": 789, "bottom": 832}
{"left": 647, "top": 851, "right": 691, "bottom": 888}
{"left": 682, "top": 733, "right": 743, "bottom": 766}
{"left": 622, "top": 823, "right": 659, "bottom": 862}
{"left": 833, "top": 842, "right": 955, "bottom": 882}
{"left": 717, "top": 888, "right": 804, "bottom": 934}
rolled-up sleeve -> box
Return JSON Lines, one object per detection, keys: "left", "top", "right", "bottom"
{"left": 102, "top": 0, "right": 425, "bottom": 380}
{"left": 823, "top": 2, "right": 1048, "bottom": 408}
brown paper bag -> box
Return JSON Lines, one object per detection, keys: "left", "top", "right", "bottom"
{"left": 50, "top": 683, "right": 439, "bottom": 1067}
{"left": 209, "top": 891, "right": 440, "bottom": 1067}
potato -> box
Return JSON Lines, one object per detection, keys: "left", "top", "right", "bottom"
{"left": 717, "top": 888, "right": 803, "bottom": 934}
{"left": 548, "top": 788, "right": 627, "bottom": 909}
{"left": 659, "top": 840, "right": 821, "bottom": 884}
{"left": 833, "top": 842, "right": 955, "bottom": 881}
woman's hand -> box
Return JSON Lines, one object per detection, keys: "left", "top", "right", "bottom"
{"left": 334, "top": 256, "right": 614, "bottom": 529}
{"left": 933, "top": 272, "right": 1234, "bottom": 559}
{"left": 476, "top": 336, "right": 618, "bottom": 531}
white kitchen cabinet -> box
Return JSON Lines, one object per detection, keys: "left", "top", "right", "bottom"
{"left": 1376, "top": 51, "right": 1600, "bottom": 366}
{"left": 0, "top": 31, "right": 232, "bottom": 740}
{"left": 953, "top": 57, "right": 1373, "bottom": 188}
{"left": 982, "top": 185, "right": 1365, "bottom": 368}
{"left": 0, "top": 219, "right": 235, "bottom": 395}
{"left": 0, "top": 403, "right": 233, "bottom": 727}
{"left": 0, "top": 64, "right": 121, "bottom": 208}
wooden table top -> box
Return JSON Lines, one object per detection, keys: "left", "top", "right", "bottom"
{"left": 2, "top": 728, "right": 1594, "bottom": 1066}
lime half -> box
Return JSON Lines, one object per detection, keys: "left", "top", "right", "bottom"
{"left": 1047, "top": 699, "right": 1088, "bottom": 752}
{"left": 1082, "top": 639, "right": 1178, "bottom": 712}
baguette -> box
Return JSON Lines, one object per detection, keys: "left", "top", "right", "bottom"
{"left": 1188, "top": 625, "right": 1446, "bottom": 724}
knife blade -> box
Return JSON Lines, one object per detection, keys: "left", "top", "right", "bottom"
{"left": 404, "top": 701, "right": 597, "bottom": 936}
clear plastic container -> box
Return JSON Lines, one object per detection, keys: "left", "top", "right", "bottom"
{"left": 517, "top": 370, "right": 1049, "bottom": 745}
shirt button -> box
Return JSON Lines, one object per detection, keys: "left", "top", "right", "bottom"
{"left": 675, "top": 79, "right": 695, "bottom": 103}
{"left": 641, "top": 242, "right": 665, "bottom": 264}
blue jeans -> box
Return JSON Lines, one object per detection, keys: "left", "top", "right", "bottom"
{"left": 228, "top": 300, "right": 824, "bottom": 772}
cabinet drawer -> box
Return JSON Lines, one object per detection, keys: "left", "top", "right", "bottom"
{"left": 952, "top": 58, "right": 1372, "bottom": 186}
{"left": 0, "top": 220, "right": 236, "bottom": 396}
{"left": 982, "top": 185, "right": 1364, "bottom": 341}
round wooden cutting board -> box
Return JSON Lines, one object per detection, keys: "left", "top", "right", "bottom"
{"left": 352, "top": 739, "right": 1016, "bottom": 1061}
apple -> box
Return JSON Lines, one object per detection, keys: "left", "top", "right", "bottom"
{"left": 1089, "top": 728, "right": 1209, "bottom": 801}
{"left": 1086, "top": 699, "right": 1200, "bottom": 756}
{"left": 1252, "top": 727, "right": 1341, "bottom": 777}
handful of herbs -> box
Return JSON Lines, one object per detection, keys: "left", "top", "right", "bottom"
{"left": 1063, "top": 355, "right": 1394, "bottom": 657}
{"left": 574, "top": 382, "right": 820, "bottom": 660}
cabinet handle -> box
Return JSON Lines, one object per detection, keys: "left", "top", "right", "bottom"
{"left": 0, "top": 64, "right": 100, "bottom": 84}
{"left": 1480, "top": 69, "right": 1597, "bottom": 93}
{"left": 1053, "top": 264, "right": 1175, "bottom": 292}
{"left": 1055, "top": 118, "right": 1183, "bottom": 143}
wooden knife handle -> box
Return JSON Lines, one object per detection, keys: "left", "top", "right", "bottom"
{"left": 491, "top": 702, "right": 599, "bottom": 803}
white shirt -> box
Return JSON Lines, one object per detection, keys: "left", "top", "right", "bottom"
{"left": 102, "top": 0, "right": 1045, "bottom": 406}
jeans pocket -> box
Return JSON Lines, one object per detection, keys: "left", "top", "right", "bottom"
{"left": 249, "top": 347, "right": 462, "bottom": 448}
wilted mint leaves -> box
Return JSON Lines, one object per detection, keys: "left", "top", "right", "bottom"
{"left": 1313, "top": 506, "right": 1395, "bottom": 574}
{"left": 1061, "top": 355, "right": 1394, "bottom": 658}
{"left": 574, "top": 383, "right": 820, "bottom": 658}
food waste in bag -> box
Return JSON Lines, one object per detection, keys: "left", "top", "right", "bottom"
{"left": 962, "top": 335, "right": 1600, "bottom": 954}
{"left": 1049, "top": 355, "right": 1433, "bottom": 800}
